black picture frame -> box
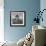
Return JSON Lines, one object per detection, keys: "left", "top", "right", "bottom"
{"left": 10, "top": 11, "right": 26, "bottom": 27}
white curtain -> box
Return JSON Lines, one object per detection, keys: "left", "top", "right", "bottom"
{"left": 0, "top": 0, "right": 4, "bottom": 42}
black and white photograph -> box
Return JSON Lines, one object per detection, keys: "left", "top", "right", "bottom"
{"left": 10, "top": 11, "right": 26, "bottom": 26}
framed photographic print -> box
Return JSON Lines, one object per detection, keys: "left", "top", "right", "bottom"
{"left": 10, "top": 11, "right": 26, "bottom": 27}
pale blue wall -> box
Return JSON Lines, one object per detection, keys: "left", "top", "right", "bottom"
{"left": 4, "top": 0, "right": 40, "bottom": 42}
{"left": 40, "top": 0, "right": 46, "bottom": 27}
